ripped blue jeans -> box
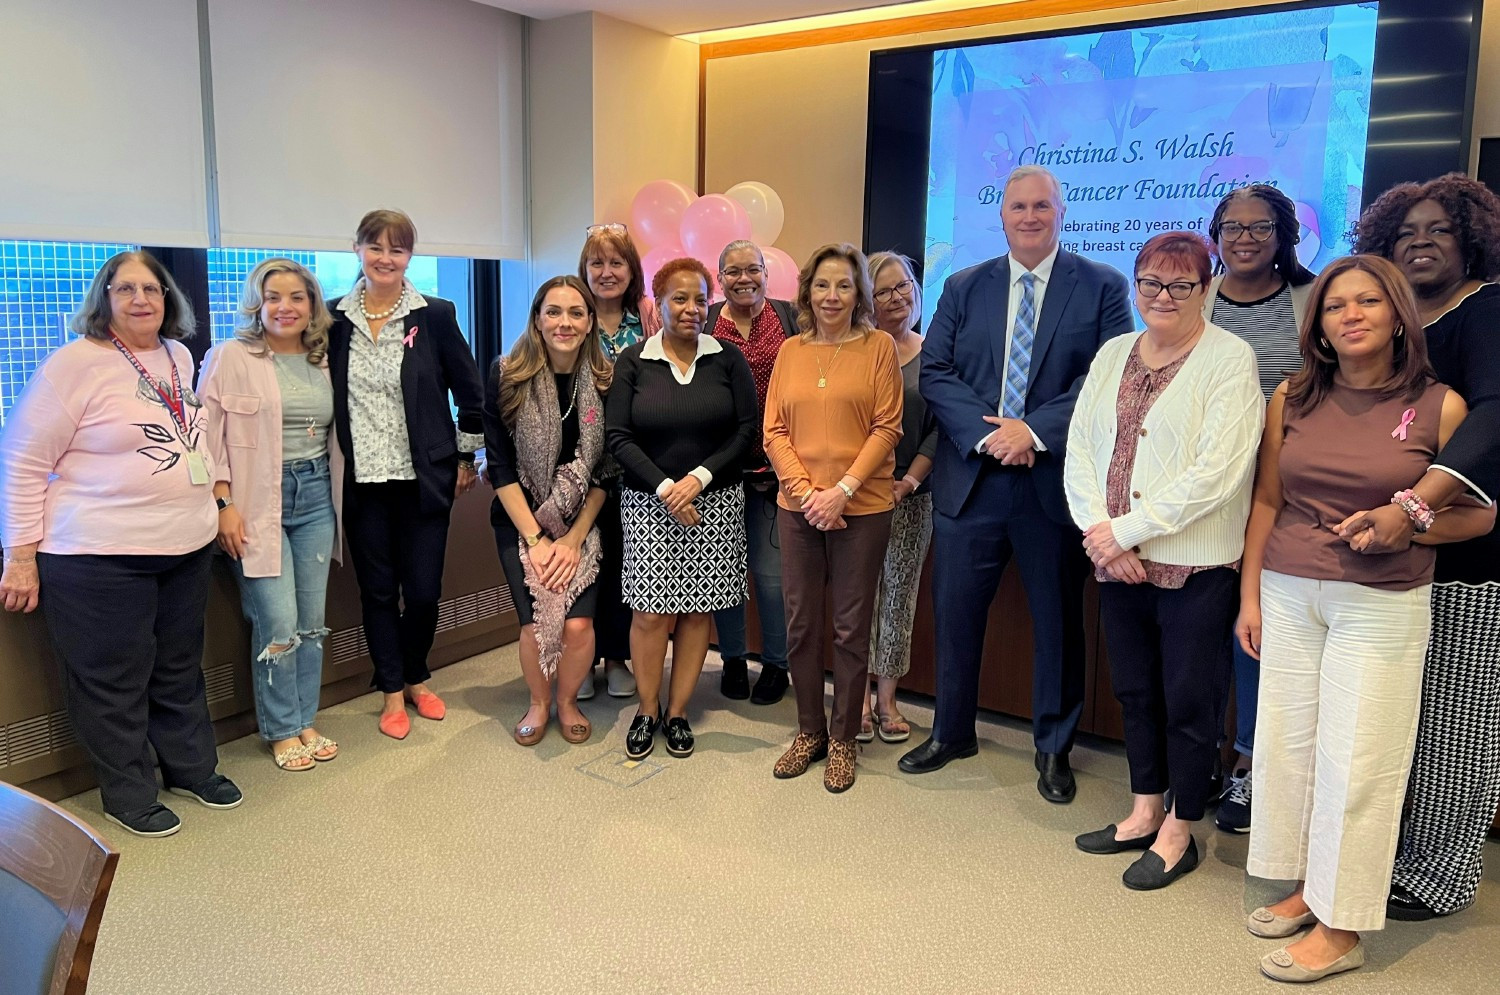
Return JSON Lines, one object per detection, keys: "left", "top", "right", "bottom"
{"left": 235, "top": 457, "right": 336, "bottom": 742}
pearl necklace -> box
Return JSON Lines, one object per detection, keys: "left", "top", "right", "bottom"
{"left": 358, "top": 286, "right": 407, "bottom": 322}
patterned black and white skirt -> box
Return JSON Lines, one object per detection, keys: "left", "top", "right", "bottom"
{"left": 620, "top": 483, "right": 747, "bottom": 614}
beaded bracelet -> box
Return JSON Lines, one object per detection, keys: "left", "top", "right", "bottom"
{"left": 1392, "top": 489, "right": 1435, "bottom": 533}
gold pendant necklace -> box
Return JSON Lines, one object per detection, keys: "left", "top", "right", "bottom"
{"left": 814, "top": 338, "right": 848, "bottom": 389}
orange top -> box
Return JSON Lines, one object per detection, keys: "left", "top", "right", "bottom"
{"left": 763, "top": 330, "right": 903, "bottom": 515}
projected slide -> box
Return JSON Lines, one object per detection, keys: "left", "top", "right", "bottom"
{"left": 923, "top": 2, "right": 1378, "bottom": 321}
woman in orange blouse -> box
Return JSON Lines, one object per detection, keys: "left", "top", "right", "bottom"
{"left": 764, "top": 242, "right": 903, "bottom": 793}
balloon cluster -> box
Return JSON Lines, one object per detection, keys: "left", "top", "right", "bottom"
{"left": 628, "top": 180, "right": 799, "bottom": 300}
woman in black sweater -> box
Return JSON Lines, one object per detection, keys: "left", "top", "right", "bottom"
{"left": 606, "top": 258, "right": 757, "bottom": 760}
{"left": 484, "top": 275, "right": 612, "bottom": 747}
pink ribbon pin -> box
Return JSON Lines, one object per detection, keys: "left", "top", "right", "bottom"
{"left": 1392, "top": 407, "right": 1416, "bottom": 441}
{"left": 403, "top": 325, "right": 419, "bottom": 348}
{"left": 583, "top": 408, "right": 598, "bottom": 425}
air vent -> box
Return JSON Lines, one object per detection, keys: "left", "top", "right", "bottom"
{"left": 204, "top": 662, "right": 238, "bottom": 706}
{"left": 326, "top": 585, "right": 512, "bottom": 667}
{"left": 0, "top": 709, "right": 73, "bottom": 768}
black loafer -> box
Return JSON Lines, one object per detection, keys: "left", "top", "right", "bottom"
{"left": 663, "top": 716, "right": 695, "bottom": 758}
{"left": 720, "top": 657, "right": 750, "bottom": 700}
{"left": 1075, "top": 824, "right": 1159, "bottom": 855}
{"left": 1123, "top": 836, "right": 1199, "bottom": 891}
{"left": 625, "top": 713, "right": 658, "bottom": 760}
{"left": 749, "top": 664, "right": 790, "bottom": 705}
{"left": 1035, "top": 751, "right": 1076, "bottom": 804}
{"left": 1387, "top": 883, "right": 1443, "bottom": 921}
{"left": 897, "top": 736, "right": 979, "bottom": 774}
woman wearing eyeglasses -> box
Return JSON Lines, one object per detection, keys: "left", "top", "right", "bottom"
{"left": 0, "top": 251, "right": 242, "bottom": 837}
{"left": 1203, "top": 184, "right": 1317, "bottom": 834}
{"left": 859, "top": 251, "right": 937, "bottom": 745}
{"left": 1064, "top": 232, "right": 1263, "bottom": 889}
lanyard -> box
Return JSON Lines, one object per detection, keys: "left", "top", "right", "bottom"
{"left": 109, "top": 332, "right": 189, "bottom": 434}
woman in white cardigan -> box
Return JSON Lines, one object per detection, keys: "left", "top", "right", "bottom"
{"left": 1065, "top": 231, "right": 1264, "bottom": 890}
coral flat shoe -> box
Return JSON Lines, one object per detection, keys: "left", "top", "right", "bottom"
{"left": 406, "top": 690, "right": 446, "bottom": 720}
{"left": 379, "top": 710, "right": 411, "bottom": 740}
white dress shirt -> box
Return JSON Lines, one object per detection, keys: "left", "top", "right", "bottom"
{"left": 977, "top": 245, "right": 1059, "bottom": 454}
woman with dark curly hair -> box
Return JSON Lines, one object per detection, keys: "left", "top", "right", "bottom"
{"left": 1203, "top": 183, "right": 1318, "bottom": 834}
{"left": 1349, "top": 172, "right": 1500, "bottom": 922}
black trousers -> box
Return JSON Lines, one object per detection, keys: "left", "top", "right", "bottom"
{"left": 37, "top": 544, "right": 220, "bottom": 816}
{"left": 1099, "top": 567, "right": 1238, "bottom": 822}
{"left": 592, "top": 479, "right": 632, "bottom": 662}
{"left": 931, "top": 468, "right": 1090, "bottom": 752}
{"left": 344, "top": 480, "right": 451, "bottom": 694}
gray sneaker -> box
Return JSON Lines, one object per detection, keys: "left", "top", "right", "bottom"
{"left": 106, "top": 803, "right": 182, "bottom": 838}
{"left": 605, "top": 661, "right": 637, "bottom": 698}
{"left": 577, "top": 668, "right": 597, "bottom": 700}
{"left": 167, "top": 773, "right": 243, "bottom": 810}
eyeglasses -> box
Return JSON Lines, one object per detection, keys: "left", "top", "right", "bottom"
{"left": 874, "top": 280, "right": 914, "bottom": 303}
{"left": 585, "top": 223, "right": 628, "bottom": 236}
{"left": 1134, "top": 278, "right": 1200, "bottom": 301}
{"left": 1218, "top": 221, "right": 1276, "bottom": 242}
{"left": 108, "top": 282, "right": 166, "bottom": 300}
{"left": 721, "top": 265, "right": 765, "bottom": 280}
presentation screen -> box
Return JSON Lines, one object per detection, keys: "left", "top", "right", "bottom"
{"left": 863, "top": 0, "right": 1484, "bottom": 327}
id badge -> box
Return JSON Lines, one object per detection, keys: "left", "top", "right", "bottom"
{"left": 186, "top": 450, "right": 210, "bottom": 486}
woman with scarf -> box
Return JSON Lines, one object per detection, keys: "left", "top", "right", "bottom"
{"left": 483, "top": 276, "right": 612, "bottom": 746}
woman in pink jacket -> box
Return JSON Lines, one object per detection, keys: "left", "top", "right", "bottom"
{"left": 200, "top": 258, "right": 345, "bottom": 771}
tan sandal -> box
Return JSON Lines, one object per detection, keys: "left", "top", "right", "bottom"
{"left": 273, "top": 743, "right": 315, "bottom": 771}
{"left": 305, "top": 735, "right": 339, "bottom": 762}
{"left": 877, "top": 712, "right": 911, "bottom": 744}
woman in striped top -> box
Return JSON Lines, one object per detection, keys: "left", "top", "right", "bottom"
{"left": 1202, "top": 184, "right": 1316, "bottom": 834}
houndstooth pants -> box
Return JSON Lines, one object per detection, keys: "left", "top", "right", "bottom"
{"left": 1391, "top": 581, "right": 1500, "bottom": 915}
{"left": 868, "top": 493, "right": 934, "bottom": 680}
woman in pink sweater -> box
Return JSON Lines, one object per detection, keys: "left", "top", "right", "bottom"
{"left": 0, "top": 251, "right": 241, "bottom": 838}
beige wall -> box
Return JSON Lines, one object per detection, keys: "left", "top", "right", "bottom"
{"left": 705, "top": 0, "right": 1500, "bottom": 264}
{"left": 591, "top": 14, "right": 699, "bottom": 227}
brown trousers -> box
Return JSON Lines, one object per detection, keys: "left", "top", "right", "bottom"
{"left": 779, "top": 508, "right": 893, "bottom": 742}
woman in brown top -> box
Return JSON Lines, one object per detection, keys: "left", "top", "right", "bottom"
{"left": 1238, "top": 255, "right": 1492, "bottom": 984}
{"left": 764, "top": 242, "right": 903, "bottom": 793}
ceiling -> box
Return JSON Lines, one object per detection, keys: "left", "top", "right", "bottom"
{"left": 476, "top": 0, "right": 920, "bottom": 36}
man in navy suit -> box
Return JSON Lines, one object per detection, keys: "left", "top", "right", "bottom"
{"left": 901, "top": 165, "right": 1133, "bottom": 802}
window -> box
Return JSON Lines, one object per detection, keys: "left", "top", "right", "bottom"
{"left": 0, "top": 240, "right": 133, "bottom": 425}
{"left": 205, "top": 249, "right": 474, "bottom": 345}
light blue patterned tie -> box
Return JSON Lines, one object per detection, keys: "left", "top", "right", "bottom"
{"left": 1003, "top": 273, "right": 1036, "bottom": 419}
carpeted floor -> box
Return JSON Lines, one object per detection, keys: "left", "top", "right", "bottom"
{"left": 63, "top": 645, "right": 1500, "bottom": 995}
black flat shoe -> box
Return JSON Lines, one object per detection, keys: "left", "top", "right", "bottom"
{"left": 897, "top": 736, "right": 979, "bottom": 774}
{"left": 1122, "top": 836, "right": 1199, "bottom": 891}
{"left": 625, "top": 713, "right": 658, "bottom": 760}
{"left": 1075, "top": 824, "right": 1159, "bottom": 855}
{"left": 663, "top": 716, "right": 695, "bottom": 758}
{"left": 1035, "top": 750, "right": 1076, "bottom": 804}
{"left": 1387, "top": 883, "right": 1443, "bottom": 921}
{"left": 749, "top": 664, "right": 790, "bottom": 705}
{"left": 720, "top": 657, "right": 749, "bottom": 700}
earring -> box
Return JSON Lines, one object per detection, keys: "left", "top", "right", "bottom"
{"left": 1319, "top": 337, "right": 1330, "bottom": 349}
{"left": 1395, "top": 324, "right": 1405, "bottom": 337}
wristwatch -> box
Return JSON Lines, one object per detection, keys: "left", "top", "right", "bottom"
{"left": 836, "top": 480, "right": 856, "bottom": 500}
{"left": 216, "top": 496, "right": 234, "bottom": 511}
{"left": 524, "top": 529, "right": 543, "bottom": 547}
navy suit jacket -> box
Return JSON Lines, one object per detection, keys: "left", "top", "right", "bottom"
{"left": 328, "top": 295, "right": 485, "bottom": 517}
{"left": 920, "top": 250, "right": 1133, "bottom": 523}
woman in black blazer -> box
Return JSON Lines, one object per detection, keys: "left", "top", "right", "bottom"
{"left": 328, "top": 209, "right": 485, "bottom": 740}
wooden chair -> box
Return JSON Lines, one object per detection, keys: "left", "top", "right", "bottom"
{"left": 0, "top": 781, "right": 119, "bottom": 995}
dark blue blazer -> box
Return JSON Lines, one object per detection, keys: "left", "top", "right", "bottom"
{"left": 920, "top": 250, "right": 1133, "bottom": 523}
{"left": 328, "top": 295, "right": 485, "bottom": 517}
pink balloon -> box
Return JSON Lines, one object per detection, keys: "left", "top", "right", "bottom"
{"left": 761, "top": 246, "right": 800, "bottom": 302}
{"left": 640, "top": 241, "right": 686, "bottom": 295}
{"left": 679, "top": 194, "right": 752, "bottom": 263}
{"left": 630, "top": 181, "right": 697, "bottom": 252}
